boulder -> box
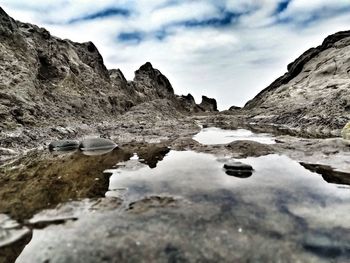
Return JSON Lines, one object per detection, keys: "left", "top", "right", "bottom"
{"left": 79, "top": 138, "right": 117, "bottom": 151}
{"left": 49, "top": 140, "right": 80, "bottom": 151}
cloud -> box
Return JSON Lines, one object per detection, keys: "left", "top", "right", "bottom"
{"left": 1, "top": 0, "right": 350, "bottom": 109}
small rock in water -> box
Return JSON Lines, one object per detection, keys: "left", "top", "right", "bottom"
{"left": 79, "top": 138, "right": 117, "bottom": 155}
{"left": 49, "top": 140, "right": 80, "bottom": 151}
{"left": 223, "top": 161, "right": 253, "bottom": 171}
{"left": 224, "top": 161, "right": 253, "bottom": 178}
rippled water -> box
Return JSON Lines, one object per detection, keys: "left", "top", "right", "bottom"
{"left": 193, "top": 127, "right": 276, "bottom": 145}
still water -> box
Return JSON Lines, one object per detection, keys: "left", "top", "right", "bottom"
{"left": 193, "top": 127, "right": 276, "bottom": 145}
{"left": 3, "top": 143, "right": 350, "bottom": 262}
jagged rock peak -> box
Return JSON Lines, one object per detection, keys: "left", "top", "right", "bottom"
{"left": 242, "top": 29, "right": 350, "bottom": 133}
{"left": 181, "top": 93, "right": 195, "bottom": 102}
{"left": 0, "top": 7, "right": 16, "bottom": 34}
{"left": 199, "top": 96, "right": 218, "bottom": 112}
{"left": 139, "top": 61, "right": 154, "bottom": 71}
{"left": 245, "top": 30, "right": 350, "bottom": 109}
{"left": 134, "top": 62, "right": 174, "bottom": 95}
{"left": 0, "top": 7, "right": 11, "bottom": 21}
{"left": 109, "top": 68, "right": 127, "bottom": 82}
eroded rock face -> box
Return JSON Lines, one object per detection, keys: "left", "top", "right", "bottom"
{"left": 199, "top": 96, "right": 218, "bottom": 112}
{"left": 244, "top": 30, "right": 350, "bottom": 135}
{"left": 0, "top": 8, "right": 216, "bottom": 135}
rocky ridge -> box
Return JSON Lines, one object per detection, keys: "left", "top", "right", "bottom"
{"left": 243, "top": 30, "right": 350, "bottom": 136}
{"left": 0, "top": 8, "right": 215, "bottom": 128}
{"left": 0, "top": 7, "right": 216, "bottom": 151}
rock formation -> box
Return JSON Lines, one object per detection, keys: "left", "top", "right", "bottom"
{"left": 244, "top": 30, "right": 350, "bottom": 135}
{"left": 198, "top": 96, "right": 218, "bottom": 112}
{"left": 0, "top": 7, "right": 214, "bottom": 133}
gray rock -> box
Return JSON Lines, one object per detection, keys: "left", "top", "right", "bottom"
{"left": 79, "top": 138, "right": 117, "bottom": 151}
{"left": 198, "top": 96, "right": 218, "bottom": 112}
{"left": 243, "top": 30, "right": 350, "bottom": 134}
{"left": 0, "top": 7, "right": 217, "bottom": 134}
{"left": 229, "top": 105, "right": 241, "bottom": 111}
{"left": 224, "top": 161, "right": 253, "bottom": 178}
{"left": 48, "top": 140, "right": 80, "bottom": 151}
{"left": 224, "top": 161, "right": 253, "bottom": 171}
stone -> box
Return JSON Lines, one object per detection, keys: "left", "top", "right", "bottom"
{"left": 341, "top": 122, "right": 350, "bottom": 140}
{"left": 223, "top": 161, "right": 253, "bottom": 171}
{"left": 48, "top": 140, "right": 80, "bottom": 151}
{"left": 223, "top": 161, "right": 253, "bottom": 178}
{"left": 79, "top": 138, "right": 117, "bottom": 151}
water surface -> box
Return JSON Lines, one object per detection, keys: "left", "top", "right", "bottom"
{"left": 193, "top": 127, "right": 276, "bottom": 145}
{"left": 9, "top": 149, "right": 350, "bottom": 262}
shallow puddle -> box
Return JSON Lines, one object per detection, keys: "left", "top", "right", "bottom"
{"left": 193, "top": 127, "right": 276, "bottom": 145}
{"left": 5, "top": 149, "right": 350, "bottom": 262}
{"left": 107, "top": 151, "right": 349, "bottom": 203}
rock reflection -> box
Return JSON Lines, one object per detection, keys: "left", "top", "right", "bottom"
{"left": 12, "top": 151, "right": 350, "bottom": 262}
{"left": 225, "top": 170, "right": 252, "bottom": 178}
{"left": 0, "top": 142, "right": 170, "bottom": 222}
{"left": 300, "top": 162, "right": 350, "bottom": 186}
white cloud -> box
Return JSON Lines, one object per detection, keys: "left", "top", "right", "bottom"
{"left": 1, "top": 0, "right": 350, "bottom": 109}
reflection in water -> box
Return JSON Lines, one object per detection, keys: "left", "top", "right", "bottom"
{"left": 81, "top": 147, "right": 116, "bottom": 156}
{"left": 300, "top": 162, "right": 350, "bottom": 186}
{"left": 9, "top": 150, "right": 350, "bottom": 262}
{"left": 193, "top": 127, "right": 276, "bottom": 145}
{"left": 0, "top": 149, "right": 131, "bottom": 221}
{"left": 108, "top": 151, "right": 349, "bottom": 204}
{"left": 225, "top": 170, "right": 253, "bottom": 178}
{"left": 0, "top": 143, "right": 170, "bottom": 262}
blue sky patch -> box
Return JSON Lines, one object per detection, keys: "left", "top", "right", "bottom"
{"left": 118, "top": 31, "right": 144, "bottom": 44}
{"left": 274, "top": 0, "right": 291, "bottom": 15}
{"left": 68, "top": 7, "right": 130, "bottom": 24}
{"left": 180, "top": 11, "right": 240, "bottom": 28}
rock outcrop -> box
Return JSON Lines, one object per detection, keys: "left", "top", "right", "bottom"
{"left": 244, "top": 30, "right": 350, "bottom": 136}
{"left": 198, "top": 96, "right": 218, "bottom": 112}
{"left": 0, "top": 7, "right": 215, "bottom": 134}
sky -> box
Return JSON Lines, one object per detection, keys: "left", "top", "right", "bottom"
{"left": 1, "top": 0, "right": 350, "bottom": 110}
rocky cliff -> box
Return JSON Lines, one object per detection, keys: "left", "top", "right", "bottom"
{"left": 0, "top": 7, "right": 215, "bottom": 133}
{"left": 244, "top": 31, "right": 350, "bottom": 136}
